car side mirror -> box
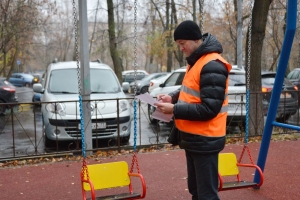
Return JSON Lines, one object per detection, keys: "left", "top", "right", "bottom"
{"left": 159, "top": 83, "right": 165, "bottom": 87}
{"left": 33, "top": 83, "right": 44, "bottom": 93}
{"left": 122, "top": 82, "right": 130, "bottom": 92}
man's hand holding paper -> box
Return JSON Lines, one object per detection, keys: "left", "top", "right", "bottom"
{"left": 135, "top": 93, "right": 174, "bottom": 122}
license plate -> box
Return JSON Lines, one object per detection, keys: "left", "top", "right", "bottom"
{"left": 78, "top": 122, "right": 106, "bottom": 129}
{"left": 280, "top": 93, "right": 291, "bottom": 98}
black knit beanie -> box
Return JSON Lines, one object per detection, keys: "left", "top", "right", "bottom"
{"left": 173, "top": 20, "right": 202, "bottom": 41}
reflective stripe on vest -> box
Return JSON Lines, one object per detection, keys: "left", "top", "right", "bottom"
{"left": 175, "top": 53, "right": 232, "bottom": 137}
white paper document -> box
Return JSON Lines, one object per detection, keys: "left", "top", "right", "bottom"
{"left": 135, "top": 92, "right": 158, "bottom": 107}
{"left": 136, "top": 93, "right": 174, "bottom": 122}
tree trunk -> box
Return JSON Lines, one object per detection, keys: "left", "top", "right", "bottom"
{"left": 246, "top": 0, "right": 273, "bottom": 136}
{"left": 107, "top": 0, "right": 123, "bottom": 83}
{"left": 172, "top": 0, "right": 184, "bottom": 67}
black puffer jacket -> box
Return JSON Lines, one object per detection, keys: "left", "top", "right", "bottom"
{"left": 169, "top": 33, "right": 229, "bottom": 154}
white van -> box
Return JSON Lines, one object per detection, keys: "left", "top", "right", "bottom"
{"left": 33, "top": 61, "right": 131, "bottom": 147}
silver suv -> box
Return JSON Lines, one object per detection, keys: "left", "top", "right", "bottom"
{"left": 33, "top": 61, "right": 131, "bottom": 147}
{"left": 148, "top": 65, "right": 247, "bottom": 127}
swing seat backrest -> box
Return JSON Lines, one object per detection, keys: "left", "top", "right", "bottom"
{"left": 81, "top": 161, "right": 146, "bottom": 200}
{"left": 83, "top": 161, "right": 130, "bottom": 191}
{"left": 218, "top": 153, "right": 239, "bottom": 176}
{"left": 218, "top": 153, "right": 264, "bottom": 191}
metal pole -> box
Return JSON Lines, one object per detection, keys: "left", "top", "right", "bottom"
{"left": 78, "top": 0, "right": 92, "bottom": 154}
{"left": 237, "top": 0, "right": 243, "bottom": 68}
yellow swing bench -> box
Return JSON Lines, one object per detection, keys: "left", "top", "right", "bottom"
{"left": 81, "top": 161, "right": 146, "bottom": 200}
{"left": 218, "top": 152, "right": 264, "bottom": 191}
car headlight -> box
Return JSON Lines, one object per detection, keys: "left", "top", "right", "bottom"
{"left": 46, "top": 103, "right": 66, "bottom": 116}
{"left": 119, "top": 100, "right": 129, "bottom": 113}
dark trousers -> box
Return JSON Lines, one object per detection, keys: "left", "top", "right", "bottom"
{"left": 185, "top": 150, "right": 219, "bottom": 200}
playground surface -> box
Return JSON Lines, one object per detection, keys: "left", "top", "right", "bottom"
{"left": 0, "top": 139, "right": 299, "bottom": 200}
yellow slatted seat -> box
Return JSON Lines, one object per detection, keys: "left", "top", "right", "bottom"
{"left": 218, "top": 153, "right": 264, "bottom": 191}
{"left": 81, "top": 161, "right": 146, "bottom": 200}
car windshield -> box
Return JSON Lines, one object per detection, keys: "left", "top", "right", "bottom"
{"left": 48, "top": 68, "right": 120, "bottom": 94}
{"left": 229, "top": 74, "right": 245, "bottom": 86}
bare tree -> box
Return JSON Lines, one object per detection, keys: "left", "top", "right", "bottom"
{"left": 246, "top": 0, "right": 273, "bottom": 136}
{"left": 107, "top": 0, "right": 123, "bottom": 82}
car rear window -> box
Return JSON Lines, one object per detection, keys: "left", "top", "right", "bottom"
{"left": 48, "top": 68, "right": 121, "bottom": 94}
{"left": 228, "top": 74, "right": 245, "bottom": 86}
{"left": 262, "top": 76, "right": 293, "bottom": 86}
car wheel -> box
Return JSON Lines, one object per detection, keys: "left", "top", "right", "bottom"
{"left": 24, "top": 82, "right": 30, "bottom": 87}
{"left": 0, "top": 99, "right": 6, "bottom": 115}
{"left": 121, "top": 135, "right": 130, "bottom": 145}
{"left": 148, "top": 104, "right": 157, "bottom": 124}
{"left": 140, "top": 86, "right": 149, "bottom": 94}
{"left": 44, "top": 135, "right": 57, "bottom": 148}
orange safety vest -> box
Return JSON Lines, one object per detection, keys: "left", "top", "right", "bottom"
{"left": 175, "top": 53, "right": 232, "bottom": 137}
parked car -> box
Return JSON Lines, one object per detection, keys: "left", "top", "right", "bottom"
{"left": 227, "top": 65, "right": 247, "bottom": 127}
{"left": 148, "top": 73, "right": 171, "bottom": 93}
{"left": 122, "top": 70, "right": 149, "bottom": 92}
{"left": 128, "top": 72, "right": 169, "bottom": 94}
{"left": 286, "top": 68, "right": 300, "bottom": 88}
{"left": 148, "top": 65, "right": 298, "bottom": 125}
{"left": 0, "top": 78, "right": 18, "bottom": 114}
{"left": 261, "top": 71, "right": 298, "bottom": 122}
{"left": 148, "top": 67, "right": 187, "bottom": 123}
{"left": 9, "top": 73, "right": 34, "bottom": 87}
{"left": 227, "top": 68, "right": 298, "bottom": 126}
{"left": 286, "top": 68, "right": 300, "bottom": 106}
{"left": 33, "top": 61, "right": 131, "bottom": 147}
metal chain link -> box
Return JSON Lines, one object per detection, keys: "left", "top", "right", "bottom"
{"left": 72, "top": 0, "right": 86, "bottom": 165}
{"left": 133, "top": 0, "right": 138, "bottom": 153}
{"left": 72, "top": 0, "right": 81, "bottom": 95}
{"left": 199, "top": 0, "right": 204, "bottom": 33}
{"left": 130, "top": 152, "right": 140, "bottom": 173}
{"left": 133, "top": 0, "right": 138, "bottom": 97}
{"left": 238, "top": 145, "right": 255, "bottom": 165}
{"left": 245, "top": 0, "right": 253, "bottom": 144}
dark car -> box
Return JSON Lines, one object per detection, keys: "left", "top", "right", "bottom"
{"left": 261, "top": 72, "right": 298, "bottom": 122}
{"left": 128, "top": 72, "right": 169, "bottom": 94}
{"left": 286, "top": 68, "right": 300, "bottom": 88}
{"left": 0, "top": 78, "right": 18, "bottom": 114}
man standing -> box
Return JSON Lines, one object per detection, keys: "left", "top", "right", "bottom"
{"left": 155, "top": 20, "right": 232, "bottom": 200}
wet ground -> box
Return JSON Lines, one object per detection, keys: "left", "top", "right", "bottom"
{"left": 0, "top": 87, "right": 173, "bottom": 159}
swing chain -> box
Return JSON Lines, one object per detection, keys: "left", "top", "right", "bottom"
{"left": 199, "top": 0, "right": 204, "bottom": 33}
{"left": 81, "top": 158, "right": 90, "bottom": 181}
{"left": 132, "top": 0, "right": 138, "bottom": 152}
{"left": 72, "top": 0, "right": 87, "bottom": 167}
{"left": 72, "top": 0, "right": 81, "bottom": 96}
{"left": 133, "top": 0, "right": 138, "bottom": 97}
{"left": 245, "top": 0, "right": 253, "bottom": 144}
{"left": 238, "top": 145, "right": 255, "bottom": 165}
{"left": 130, "top": 152, "right": 140, "bottom": 174}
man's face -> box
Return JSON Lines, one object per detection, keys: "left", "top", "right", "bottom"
{"left": 176, "top": 39, "right": 201, "bottom": 57}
